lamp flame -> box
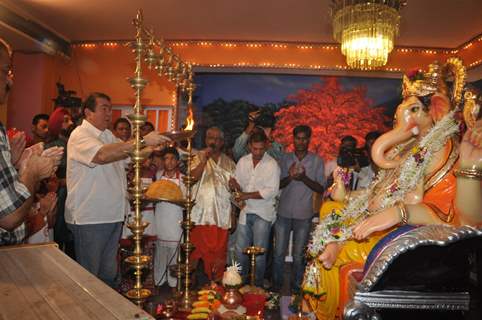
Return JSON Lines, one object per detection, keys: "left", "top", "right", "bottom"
{"left": 184, "top": 105, "right": 194, "bottom": 131}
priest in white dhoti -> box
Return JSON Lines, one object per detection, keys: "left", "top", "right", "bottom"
{"left": 190, "top": 127, "right": 236, "bottom": 281}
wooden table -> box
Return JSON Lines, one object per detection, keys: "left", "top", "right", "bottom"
{"left": 0, "top": 243, "right": 154, "bottom": 320}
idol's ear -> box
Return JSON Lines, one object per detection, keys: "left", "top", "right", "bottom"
{"left": 429, "top": 93, "right": 450, "bottom": 122}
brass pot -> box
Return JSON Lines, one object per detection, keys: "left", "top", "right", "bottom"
{"left": 222, "top": 287, "right": 243, "bottom": 310}
{"left": 160, "top": 299, "right": 177, "bottom": 319}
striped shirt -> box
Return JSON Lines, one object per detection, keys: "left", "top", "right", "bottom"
{"left": 0, "top": 122, "right": 30, "bottom": 245}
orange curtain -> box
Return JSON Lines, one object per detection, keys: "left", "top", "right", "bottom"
{"left": 157, "top": 110, "right": 169, "bottom": 132}
{"left": 146, "top": 110, "right": 157, "bottom": 128}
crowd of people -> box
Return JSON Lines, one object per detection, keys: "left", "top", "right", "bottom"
{"left": 0, "top": 38, "right": 382, "bottom": 295}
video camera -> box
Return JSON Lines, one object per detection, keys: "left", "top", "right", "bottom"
{"left": 53, "top": 82, "right": 82, "bottom": 109}
{"left": 253, "top": 109, "right": 276, "bottom": 129}
{"left": 337, "top": 146, "right": 368, "bottom": 168}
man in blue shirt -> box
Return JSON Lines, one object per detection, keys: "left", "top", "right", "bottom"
{"left": 272, "top": 125, "right": 325, "bottom": 293}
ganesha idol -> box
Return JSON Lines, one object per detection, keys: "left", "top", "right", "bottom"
{"left": 302, "top": 57, "right": 482, "bottom": 320}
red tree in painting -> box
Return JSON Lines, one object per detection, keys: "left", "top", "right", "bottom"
{"left": 273, "top": 77, "right": 391, "bottom": 160}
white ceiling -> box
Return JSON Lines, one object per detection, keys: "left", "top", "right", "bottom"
{"left": 1, "top": 0, "right": 482, "bottom": 52}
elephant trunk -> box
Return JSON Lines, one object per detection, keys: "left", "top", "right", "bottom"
{"left": 371, "top": 128, "right": 414, "bottom": 169}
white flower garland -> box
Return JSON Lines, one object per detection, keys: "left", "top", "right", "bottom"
{"left": 302, "top": 111, "right": 459, "bottom": 296}
{"left": 306, "top": 111, "right": 459, "bottom": 258}
{"left": 222, "top": 260, "right": 243, "bottom": 287}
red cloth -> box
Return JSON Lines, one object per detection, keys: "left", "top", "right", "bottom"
{"left": 25, "top": 135, "right": 35, "bottom": 147}
{"left": 48, "top": 107, "right": 71, "bottom": 138}
{"left": 337, "top": 261, "right": 364, "bottom": 319}
{"left": 243, "top": 293, "right": 266, "bottom": 317}
{"left": 190, "top": 225, "right": 228, "bottom": 280}
{"left": 6, "top": 127, "right": 20, "bottom": 140}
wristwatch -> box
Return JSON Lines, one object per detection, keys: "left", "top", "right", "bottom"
{"left": 139, "top": 137, "right": 146, "bottom": 148}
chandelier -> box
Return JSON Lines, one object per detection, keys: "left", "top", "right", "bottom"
{"left": 332, "top": 0, "right": 405, "bottom": 70}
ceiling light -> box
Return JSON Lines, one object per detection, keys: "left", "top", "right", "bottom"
{"left": 332, "top": 0, "right": 406, "bottom": 69}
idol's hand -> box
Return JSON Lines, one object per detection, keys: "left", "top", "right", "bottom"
{"left": 459, "top": 119, "right": 482, "bottom": 170}
{"left": 319, "top": 242, "right": 342, "bottom": 269}
{"left": 352, "top": 207, "right": 400, "bottom": 240}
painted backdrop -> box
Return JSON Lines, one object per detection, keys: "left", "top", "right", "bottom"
{"left": 193, "top": 73, "right": 402, "bottom": 160}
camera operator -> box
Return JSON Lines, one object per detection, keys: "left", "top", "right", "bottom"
{"left": 335, "top": 134, "right": 378, "bottom": 191}
{"left": 356, "top": 131, "right": 381, "bottom": 189}
{"left": 336, "top": 147, "right": 360, "bottom": 190}
{"left": 232, "top": 108, "right": 283, "bottom": 162}
{"left": 53, "top": 83, "right": 83, "bottom": 126}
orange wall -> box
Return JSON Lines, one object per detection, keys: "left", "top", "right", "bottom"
{"left": 7, "top": 52, "right": 49, "bottom": 132}
{"left": 7, "top": 46, "right": 176, "bottom": 132}
{"left": 164, "top": 38, "right": 482, "bottom": 72}
{"left": 5, "top": 37, "right": 482, "bottom": 132}
{"left": 169, "top": 42, "right": 447, "bottom": 71}
{"left": 56, "top": 45, "right": 175, "bottom": 106}
{"left": 0, "top": 103, "right": 7, "bottom": 124}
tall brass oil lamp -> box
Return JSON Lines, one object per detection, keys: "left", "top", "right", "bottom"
{"left": 125, "top": 9, "right": 197, "bottom": 309}
{"left": 178, "top": 71, "right": 196, "bottom": 311}
{"left": 125, "top": 10, "right": 151, "bottom": 306}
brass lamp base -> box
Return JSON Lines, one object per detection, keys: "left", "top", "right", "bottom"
{"left": 162, "top": 129, "right": 196, "bottom": 141}
{"left": 124, "top": 255, "right": 151, "bottom": 265}
{"left": 126, "top": 288, "right": 151, "bottom": 307}
{"left": 177, "top": 290, "right": 196, "bottom": 312}
{"left": 243, "top": 246, "right": 266, "bottom": 287}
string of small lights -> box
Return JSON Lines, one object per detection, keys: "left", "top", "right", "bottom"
{"left": 171, "top": 91, "right": 177, "bottom": 129}
{"left": 72, "top": 33, "right": 482, "bottom": 72}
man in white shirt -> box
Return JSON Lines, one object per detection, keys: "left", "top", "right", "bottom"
{"left": 153, "top": 147, "right": 186, "bottom": 288}
{"left": 66, "top": 92, "right": 166, "bottom": 288}
{"left": 229, "top": 131, "right": 280, "bottom": 287}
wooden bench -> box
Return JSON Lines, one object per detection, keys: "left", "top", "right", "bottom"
{"left": 0, "top": 243, "right": 154, "bottom": 320}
